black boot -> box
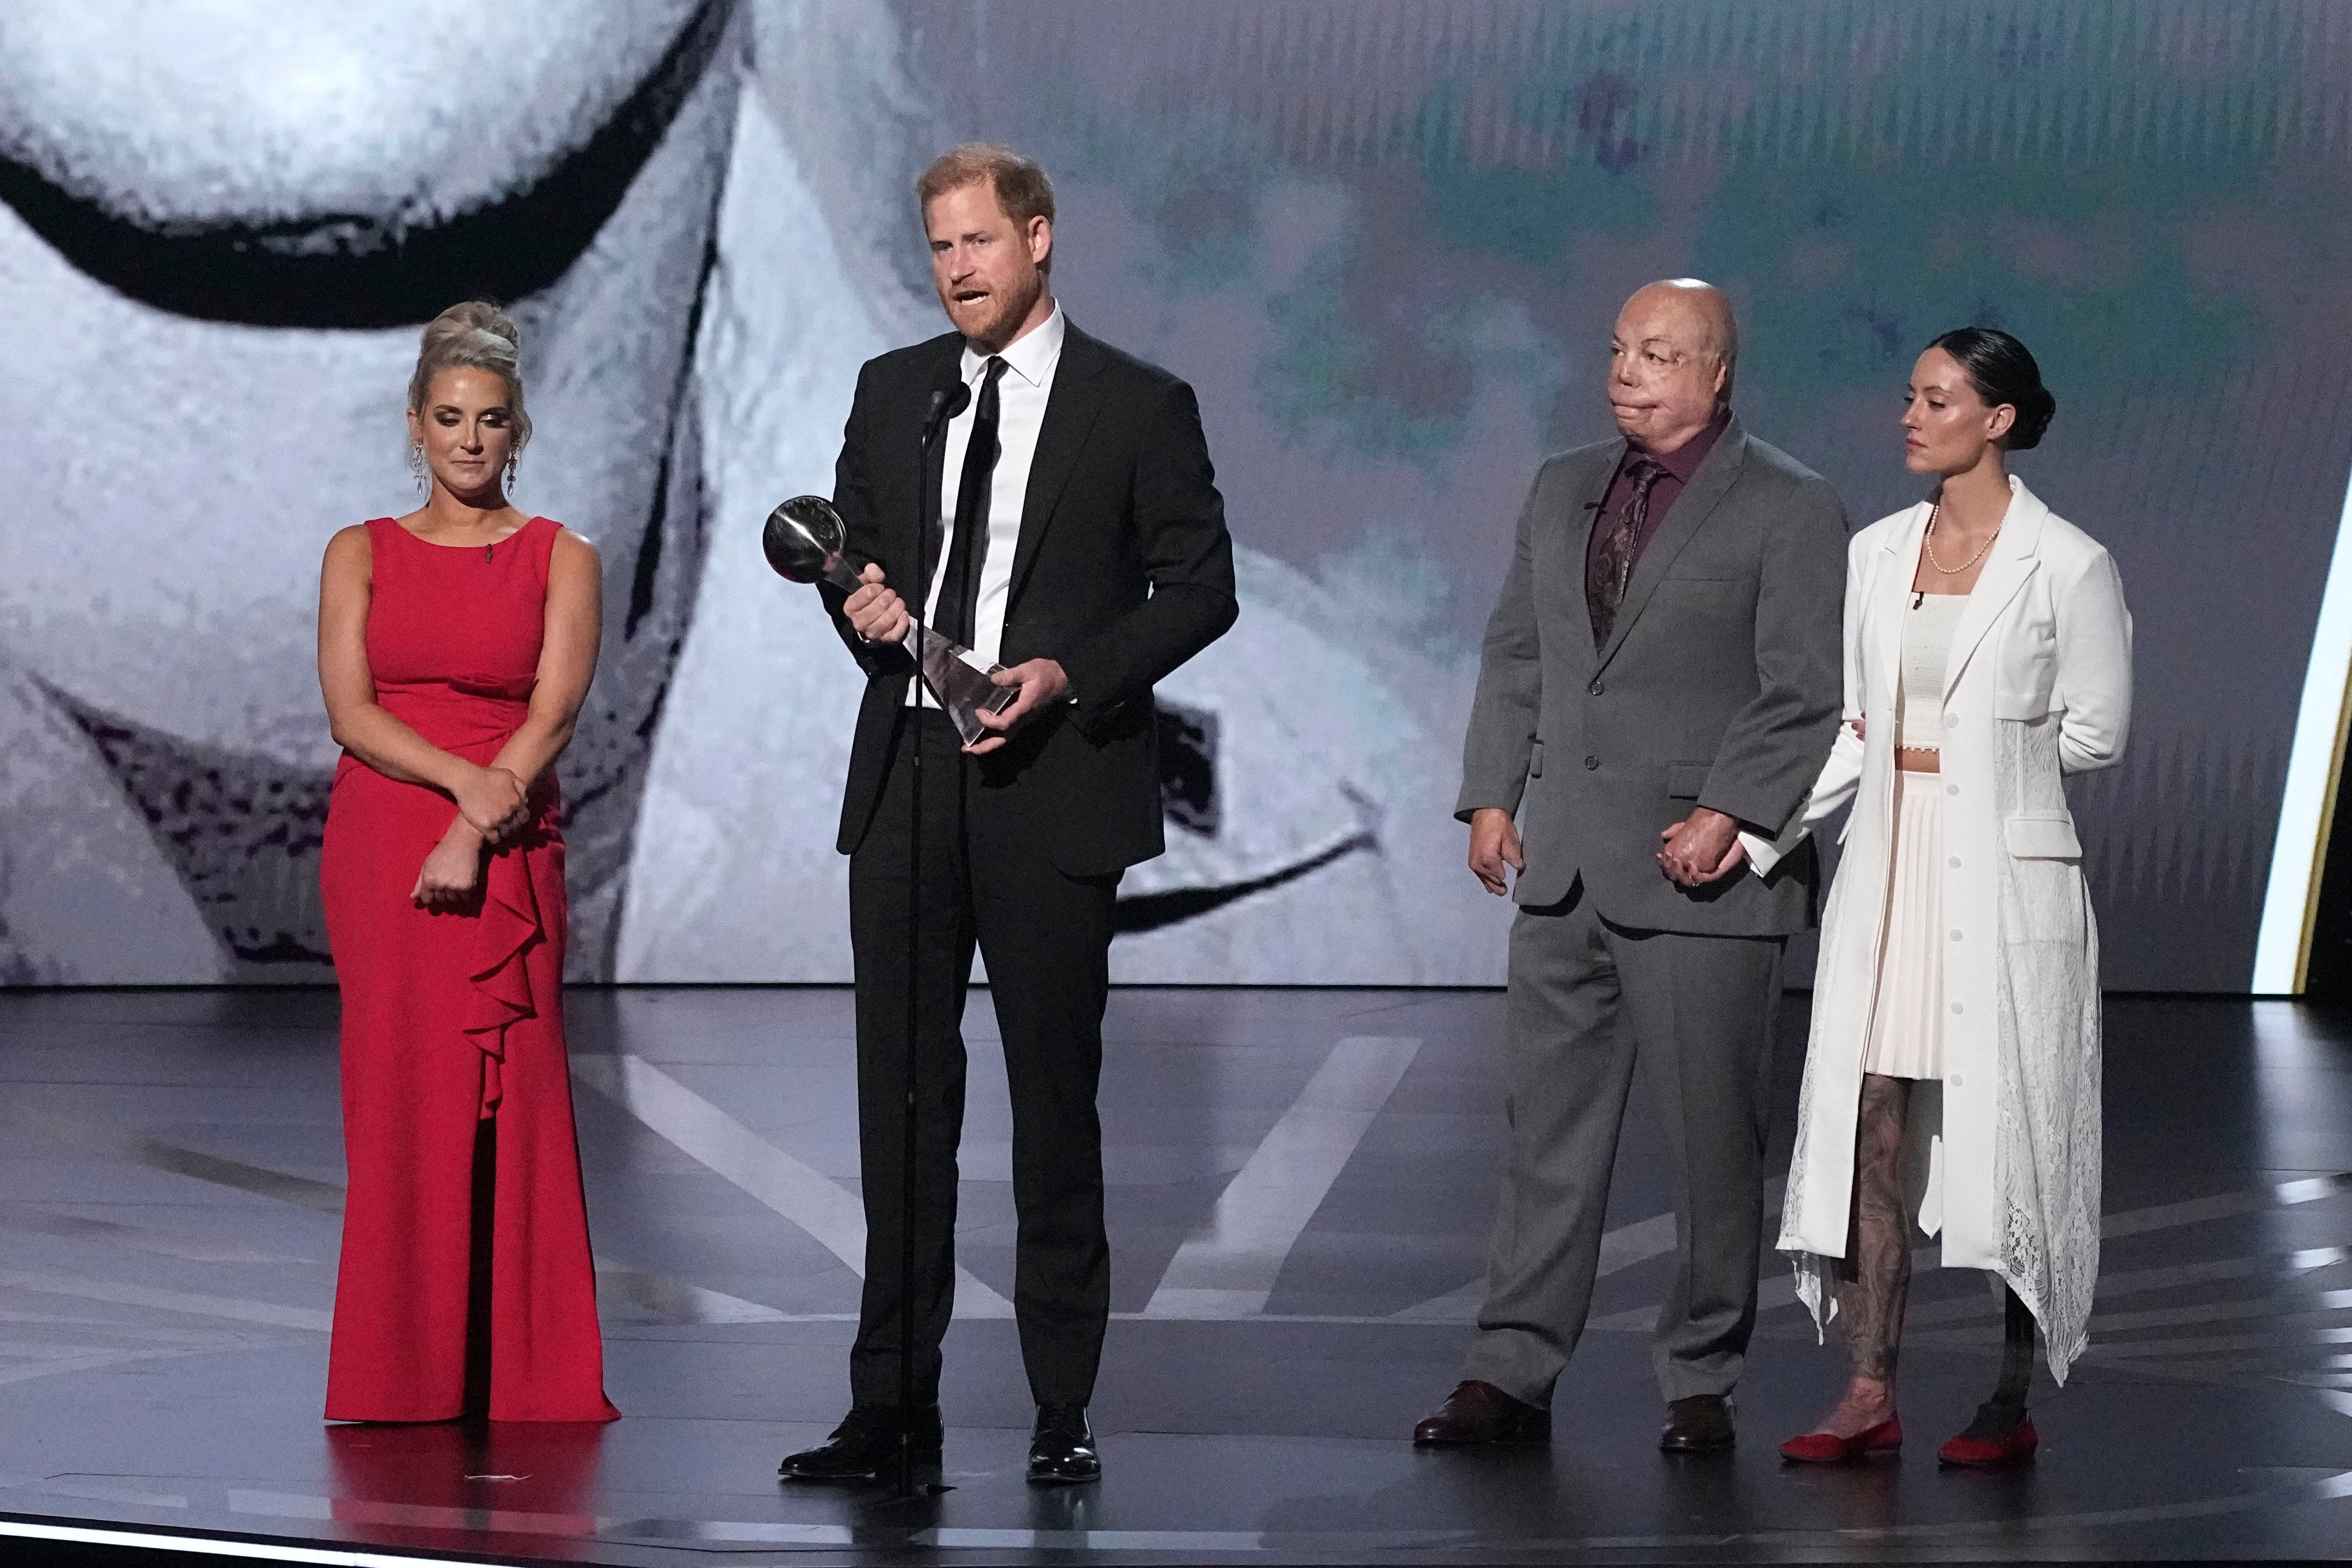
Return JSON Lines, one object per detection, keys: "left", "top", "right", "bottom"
{"left": 1027, "top": 1405, "right": 1101, "bottom": 1483}
{"left": 778, "top": 1404, "right": 943, "bottom": 1481}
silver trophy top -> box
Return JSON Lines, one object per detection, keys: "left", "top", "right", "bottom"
{"left": 763, "top": 494, "right": 859, "bottom": 591}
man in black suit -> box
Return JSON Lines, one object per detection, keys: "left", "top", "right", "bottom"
{"left": 777, "top": 144, "right": 1237, "bottom": 1485}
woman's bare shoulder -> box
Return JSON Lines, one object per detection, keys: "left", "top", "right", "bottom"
{"left": 549, "top": 524, "right": 602, "bottom": 573}
{"left": 323, "top": 522, "right": 375, "bottom": 571}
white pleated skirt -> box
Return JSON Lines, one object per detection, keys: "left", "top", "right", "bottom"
{"left": 1862, "top": 771, "right": 1944, "bottom": 1080}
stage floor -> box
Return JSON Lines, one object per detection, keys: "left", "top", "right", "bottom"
{"left": 0, "top": 986, "right": 2348, "bottom": 1565}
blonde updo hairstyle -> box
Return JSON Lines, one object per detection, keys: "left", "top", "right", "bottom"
{"left": 406, "top": 300, "right": 532, "bottom": 456}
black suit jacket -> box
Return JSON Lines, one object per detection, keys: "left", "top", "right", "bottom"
{"left": 824, "top": 321, "right": 1239, "bottom": 875}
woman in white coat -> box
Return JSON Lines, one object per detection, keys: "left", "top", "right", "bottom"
{"left": 1744, "top": 328, "right": 2131, "bottom": 1467}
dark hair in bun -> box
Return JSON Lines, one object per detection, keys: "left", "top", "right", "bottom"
{"left": 1926, "top": 326, "right": 2054, "bottom": 451}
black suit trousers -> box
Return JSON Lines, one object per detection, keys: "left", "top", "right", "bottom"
{"left": 846, "top": 708, "right": 1120, "bottom": 1409}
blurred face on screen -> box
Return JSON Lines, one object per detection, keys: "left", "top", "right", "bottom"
{"left": 1606, "top": 283, "right": 1731, "bottom": 454}
{"left": 0, "top": 2, "right": 702, "bottom": 228}
{"left": 924, "top": 180, "right": 1052, "bottom": 353}
{"left": 0, "top": 0, "right": 726, "bottom": 751}
{"left": 0, "top": 0, "right": 738, "bottom": 977}
{"left": 1903, "top": 347, "right": 2016, "bottom": 476}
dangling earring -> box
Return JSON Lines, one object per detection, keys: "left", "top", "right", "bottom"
{"left": 409, "top": 441, "right": 427, "bottom": 494}
{"left": 505, "top": 452, "right": 518, "bottom": 490}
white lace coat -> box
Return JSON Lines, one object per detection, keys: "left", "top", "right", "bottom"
{"left": 1744, "top": 478, "right": 2131, "bottom": 1381}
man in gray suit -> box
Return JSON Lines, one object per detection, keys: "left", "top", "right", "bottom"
{"left": 1414, "top": 280, "right": 1846, "bottom": 1453}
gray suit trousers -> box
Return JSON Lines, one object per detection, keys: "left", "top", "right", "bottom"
{"left": 1462, "top": 886, "right": 1782, "bottom": 1407}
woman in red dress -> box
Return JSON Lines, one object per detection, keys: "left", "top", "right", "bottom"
{"left": 317, "top": 300, "right": 616, "bottom": 1423}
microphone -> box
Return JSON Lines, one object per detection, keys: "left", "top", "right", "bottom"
{"left": 921, "top": 382, "right": 971, "bottom": 447}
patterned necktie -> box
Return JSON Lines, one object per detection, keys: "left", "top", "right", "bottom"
{"left": 938, "top": 355, "right": 1009, "bottom": 648}
{"left": 1588, "top": 452, "right": 1669, "bottom": 648}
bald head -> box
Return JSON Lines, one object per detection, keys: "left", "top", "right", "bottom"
{"left": 1623, "top": 278, "right": 1738, "bottom": 369}
{"left": 1607, "top": 279, "right": 1738, "bottom": 454}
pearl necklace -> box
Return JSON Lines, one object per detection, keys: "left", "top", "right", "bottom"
{"left": 1921, "top": 502, "right": 1999, "bottom": 575}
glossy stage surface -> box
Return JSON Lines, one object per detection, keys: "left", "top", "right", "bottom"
{"left": 0, "top": 987, "right": 2349, "bottom": 1565}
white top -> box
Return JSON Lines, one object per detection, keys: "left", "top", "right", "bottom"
{"left": 1894, "top": 592, "right": 1969, "bottom": 750}
{"left": 905, "top": 304, "right": 1066, "bottom": 706}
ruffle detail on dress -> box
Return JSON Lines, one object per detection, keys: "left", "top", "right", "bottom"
{"left": 461, "top": 840, "right": 546, "bottom": 1118}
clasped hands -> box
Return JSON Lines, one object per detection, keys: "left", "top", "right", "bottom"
{"left": 1466, "top": 804, "right": 1748, "bottom": 897}
{"left": 843, "top": 562, "right": 1067, "bottom": 754}
{"left": 1654, "top": 806, "right": 1747, "bottom": 886}
{"left": 412, "top": 764, "right": 531, "bottom": 909}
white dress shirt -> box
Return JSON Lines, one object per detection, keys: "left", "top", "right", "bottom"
{"left": 905, "top": 305, "right": 1064, "bottom": 706}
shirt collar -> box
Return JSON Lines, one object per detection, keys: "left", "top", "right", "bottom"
{"left": 963, "top": 303, "right": 1065, "bottom": 390}
{"left": 1634, "top": 405, "right": 1730, "bottom": 482}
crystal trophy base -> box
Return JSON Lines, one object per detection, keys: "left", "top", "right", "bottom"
{"left": 764, "top": 494, "right": 1019, "bottom": 746}
{"left": 913, "top": 628, "right": 1019, "bottom": 746}
{"left": 815, "top": 561, "right": 1012, "bottom": 745}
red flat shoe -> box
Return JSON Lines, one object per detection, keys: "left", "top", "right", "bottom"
{"left": 1779, "top": 1416, "right": 1902, "bottom": 1464}
{"left": 1937, "top": 1406, "right": 2037, "bottom": 1467}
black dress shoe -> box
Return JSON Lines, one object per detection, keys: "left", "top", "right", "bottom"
{"left": 1413, "top": 1380, "right": 1550, "bottom": 1447}
{"left": 778, "top": 1404, "right": 943, "bottom": 1481}
{"left": 1028, "top": 1405, "right": 1101, "bottom": 1483}
{"left": 1659, "top": 1394, "right": 1735, "bottom": 1453}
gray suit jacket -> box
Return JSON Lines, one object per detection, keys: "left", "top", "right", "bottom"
{"left": 1458, "top": 414, "right": 1848, "bottom": 935}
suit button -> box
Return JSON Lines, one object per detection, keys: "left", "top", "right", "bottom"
{"left": 1588, "top": 681, "right": 1603, "bottom": 696}
{"left": 1584, "top": 754, "right": 1601, "bottom": 770}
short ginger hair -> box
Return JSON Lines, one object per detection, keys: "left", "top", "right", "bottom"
{"left": 916, "top": 143, "right": 1057, "bottom": 236}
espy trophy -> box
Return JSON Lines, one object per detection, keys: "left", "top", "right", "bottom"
{"left": 763, "top": 494, "right": 1017, "bottom": 746}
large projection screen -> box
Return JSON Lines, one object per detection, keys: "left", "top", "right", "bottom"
{"left": 0, "top": 0, "right": 2345, "bottom": 990}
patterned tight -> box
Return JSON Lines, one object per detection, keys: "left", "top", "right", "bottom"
{"left": 1831, "top": 1072, "right": 2036, "bottom": 1437}
{"left": 1834, "top": 1074, "right": 1915, "bottom": 1384}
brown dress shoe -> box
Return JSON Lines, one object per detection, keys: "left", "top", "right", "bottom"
{"left": 1659, "top": 1393, "right": 1736, "bottom": 1453}
{"left": 1413, "top": 1380, "right": 1550, "bottom": 1446}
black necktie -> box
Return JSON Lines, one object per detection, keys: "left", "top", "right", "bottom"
{"left": 1588, "top": 452, "right": 1669, "bottom": 648}
{"left": 938, "top": 356, "right": 1008, "bottom": 648}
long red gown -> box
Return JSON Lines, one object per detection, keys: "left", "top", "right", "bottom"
{"left": 320, "top": 514, "right": 617, "bottom": 1423}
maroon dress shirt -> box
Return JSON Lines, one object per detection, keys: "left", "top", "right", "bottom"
{"left": 1584, "top": 408, "right": 1731, "bottom": 643}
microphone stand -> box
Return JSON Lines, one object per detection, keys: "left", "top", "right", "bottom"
{"left": 895, "top": 384, "right": 960, "bottom": 1499}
